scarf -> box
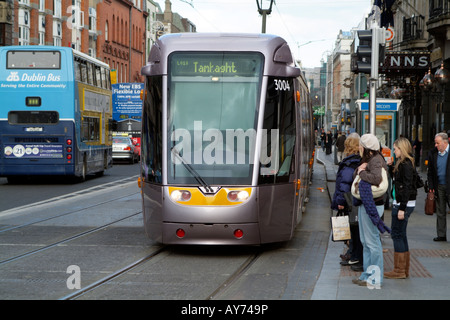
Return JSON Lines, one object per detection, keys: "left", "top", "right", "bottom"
{"left": 358, "top": 179, "right": 391, "bottom": 234}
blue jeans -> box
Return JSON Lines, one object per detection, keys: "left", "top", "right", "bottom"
{"left": 391, "top": 205, "right": 414, "bottom": 252}
{"left": 358, "top": 204, "right": 384, "bottom": 286}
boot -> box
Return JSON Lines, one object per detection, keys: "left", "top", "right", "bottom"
{"left": 384, "top": 252, "right": 407, "bottom": 279}
{"left": 405, "top": 251, "right": 410, "bottom": 278}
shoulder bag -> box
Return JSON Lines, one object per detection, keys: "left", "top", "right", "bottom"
{"left": 351, "top": 167, "right": 388, "bottom": 200}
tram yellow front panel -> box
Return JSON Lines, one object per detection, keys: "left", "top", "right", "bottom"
{"left": 168, "top": 187, "right": 252, "bottom": 206}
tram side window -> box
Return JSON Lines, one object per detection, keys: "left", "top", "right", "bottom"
{"left": 259, "top": 77, "right": 296, "bottom": 185}
{"left": 81, "top": 117, "right": 100, "bottom": 142}
{"left": 141, "top": 76, "right": 163, "bottom": 184}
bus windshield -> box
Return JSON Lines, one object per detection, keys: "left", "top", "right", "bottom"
{"left": 168, "top": 52, "right": 263, "bottom": 185}
{"left": 7, "top": 51, "right": 61, "bottom": 69}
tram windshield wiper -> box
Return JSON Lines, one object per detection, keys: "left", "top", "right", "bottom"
{"left": 171, "top": 146, "right": 213, "bottom": 193}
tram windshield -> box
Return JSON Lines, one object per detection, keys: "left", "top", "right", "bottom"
{"left": 167, "top": 52, "right": 263, "bottom": 185}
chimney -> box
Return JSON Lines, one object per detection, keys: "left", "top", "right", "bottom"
{"left": 164, "top": 0, "right": 172, "bottom": 23}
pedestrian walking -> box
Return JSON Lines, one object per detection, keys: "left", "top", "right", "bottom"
{"left": 320, "top": 129, "right": 326, "bottom": 151}
{"left": 325, "top": 130, "right": 333, "bottom": 155}
{"left": 426, "top": 132, "right": 450, "bottom": 242}
{"left": 352, "top": 133, "right": 390, "bottom": 288}
{"left": 385, "top": 137, "right": 417, "bottom": 279}
{"left": 336, "top": 131, "right": 347, "bottom": 163}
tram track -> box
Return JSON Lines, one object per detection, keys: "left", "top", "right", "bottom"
{"left": 60, "top": 245, "right": 166, "bottom": 300}
{"left": 0, "top": 211, "right": 142, "bottom": 266}
{"left": 0, "top": 175, "right": 139, "bottom": 221}
{"left": 57, "top": 244, "right": 264, "bottom": 300}
{"left": 0, "top": 176, "right": 142, "bottom": 266}
{"left": 0, "top": 191, "right": 139, "bottom": 233}
{"left": 206, "top": 250, "right": 262, "bottom": 300}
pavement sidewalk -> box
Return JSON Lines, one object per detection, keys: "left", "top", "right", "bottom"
{"left": 311, "top": 147, "right": 450, "bottom": 300}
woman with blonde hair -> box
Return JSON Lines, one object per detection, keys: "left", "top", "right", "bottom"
{"left": 331, "top": 133, "right": 362, "bottom": 267}
{"left": 385, "top": 137, "right": 417, "bottom": 279}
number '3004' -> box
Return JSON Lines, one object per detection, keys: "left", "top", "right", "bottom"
{"left": 274, "top": 79, "right": 291, "bottom": 91}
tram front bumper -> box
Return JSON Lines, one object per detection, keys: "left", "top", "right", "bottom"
{"left": 161, "top": 222, "right": 261, "bottom": 245}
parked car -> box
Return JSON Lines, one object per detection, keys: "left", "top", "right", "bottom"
{"left": 112, "top": 136, "right": 138, "bottom": 163}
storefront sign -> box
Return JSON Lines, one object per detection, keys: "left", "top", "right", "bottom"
{"left": 381, "top": 52, "right": 430, "bottom": 72}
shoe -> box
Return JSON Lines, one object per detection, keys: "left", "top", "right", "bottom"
{"left": 405, "top": 251, "right": 410, "bottom": 278}
{"left": 384, "top": 252, "right": 407, "bottom": 279}
{"left": 433, "top": 237, "right": 447, "bottom": 241}
{"left": 352, "top": 278, "right": 368, "bottom": 286}
{"left": 340, "top": 253, "right": 351, "bottom": 261}
{"left": 348, "top": 259, "right": 360, "bottom": 265}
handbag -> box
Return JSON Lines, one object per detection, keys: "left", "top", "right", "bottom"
{"left": 351, "top": 167, "right": 388, "bottom": 200}
{"left": 331, "top": 213, "right": 351, "bottom": 242}
{"left": 425, "top": 191, "right": 436, "bottom": 215}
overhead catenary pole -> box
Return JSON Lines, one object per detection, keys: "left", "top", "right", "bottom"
{"left": 369, "top": 24, "right": 385, "bottom": 135}
{"left": 256, "top": 0, "right": 274, "bottom": 34}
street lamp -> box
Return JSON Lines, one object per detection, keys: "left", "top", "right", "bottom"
{"left": 256, "top": 0, "right": 274, "bottom": 34}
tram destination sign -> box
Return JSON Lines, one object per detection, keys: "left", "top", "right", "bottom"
{"left": 170, "top": 53, "right": 263, "bottom": 77}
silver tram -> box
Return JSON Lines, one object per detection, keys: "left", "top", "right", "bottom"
{"left": 139, "top": 33, "right": 315, "bottom": 245}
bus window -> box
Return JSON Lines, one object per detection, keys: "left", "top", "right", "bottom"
{"left": 74, "top": 59, "right": 81, "bottom": 82}
{"left": 80, "top": 60, "right": 87, "bottom": 83}
{"left": 95, "top": 66, "right": 102, "bottom": 88}
{"left": 105, "top": 69, "right": 111, "bottom": 89}
{"left": 7, "top": 51, "right": 61, "bottom": 69}
{"left": 101, "top": 68, "right": 107, "bottom": 89}
{"left": 81, "top": 116, "right": 100, "bottom": 142}
{"left": 87, "top": 63, "right": 93, "bottom": 85}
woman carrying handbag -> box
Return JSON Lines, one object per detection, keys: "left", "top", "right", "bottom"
{"left": 331, "top": 133, "right": 363, "bottom": 268}
{"left": 385, "top": 137, "right": 417, "bottom": 279}
{"left": 351, "top": 134, "right": 389, "bottom": 288}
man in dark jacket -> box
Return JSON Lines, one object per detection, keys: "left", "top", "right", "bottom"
{"left": 427, "top": 132, "right": 450, "bottom": 241}
{"left": 336, "top": 132, "right": 347, "bottom": 163}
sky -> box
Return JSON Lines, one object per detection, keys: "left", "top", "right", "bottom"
{"left": 154, "top": 0, "right": 372, "bottom": 68}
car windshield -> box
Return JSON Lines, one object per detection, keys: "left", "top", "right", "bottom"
{"left": 113, "top": 137, "right": 130, "bottom": 144}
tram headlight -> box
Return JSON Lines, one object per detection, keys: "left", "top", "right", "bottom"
{"left": 227, "top": 190, "right": 249, "bottom": 202}
{"left": 170, "top": 190, "right": 191, "bottom": 202}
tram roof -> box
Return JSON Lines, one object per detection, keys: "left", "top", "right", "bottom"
{"left": 142, "top": 33, "right": 301, "bottom": 78}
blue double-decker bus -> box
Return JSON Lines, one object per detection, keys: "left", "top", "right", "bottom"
{"left": 0, "top": 46, "right": 113, "bottom": 182}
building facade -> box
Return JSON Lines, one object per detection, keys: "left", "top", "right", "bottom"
{"left": 0, "top": 0, "right": 195, "bottom": 83}
{"left": 383, "top": 0, "right": 449, "bottom": 167}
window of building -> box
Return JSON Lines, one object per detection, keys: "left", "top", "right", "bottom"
{"left": 38, "top": 14, "right": 45, "bottom": 45}
{"left": 53, "top": 20, "right": 61, "bottom": 46}
{"left": 54, "top": 0, "right": 61, "bottom": 18}
{"left": 18, "top": 8, "right": 30, "bottom": 46}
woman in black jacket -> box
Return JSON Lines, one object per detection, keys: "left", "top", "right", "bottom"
{"left": 385, "top": 137, "right": 417, "bottom": 279}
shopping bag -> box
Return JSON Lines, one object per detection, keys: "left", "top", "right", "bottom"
{"left": 424, "top": 191, "right": 436, "bottom": 215}
{"left": 331, "top": 214, "right": 351, "bottom": 242}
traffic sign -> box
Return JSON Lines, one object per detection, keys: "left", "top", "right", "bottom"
{"left": 386, "top": 27, "right": 395, "bottom": 42}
